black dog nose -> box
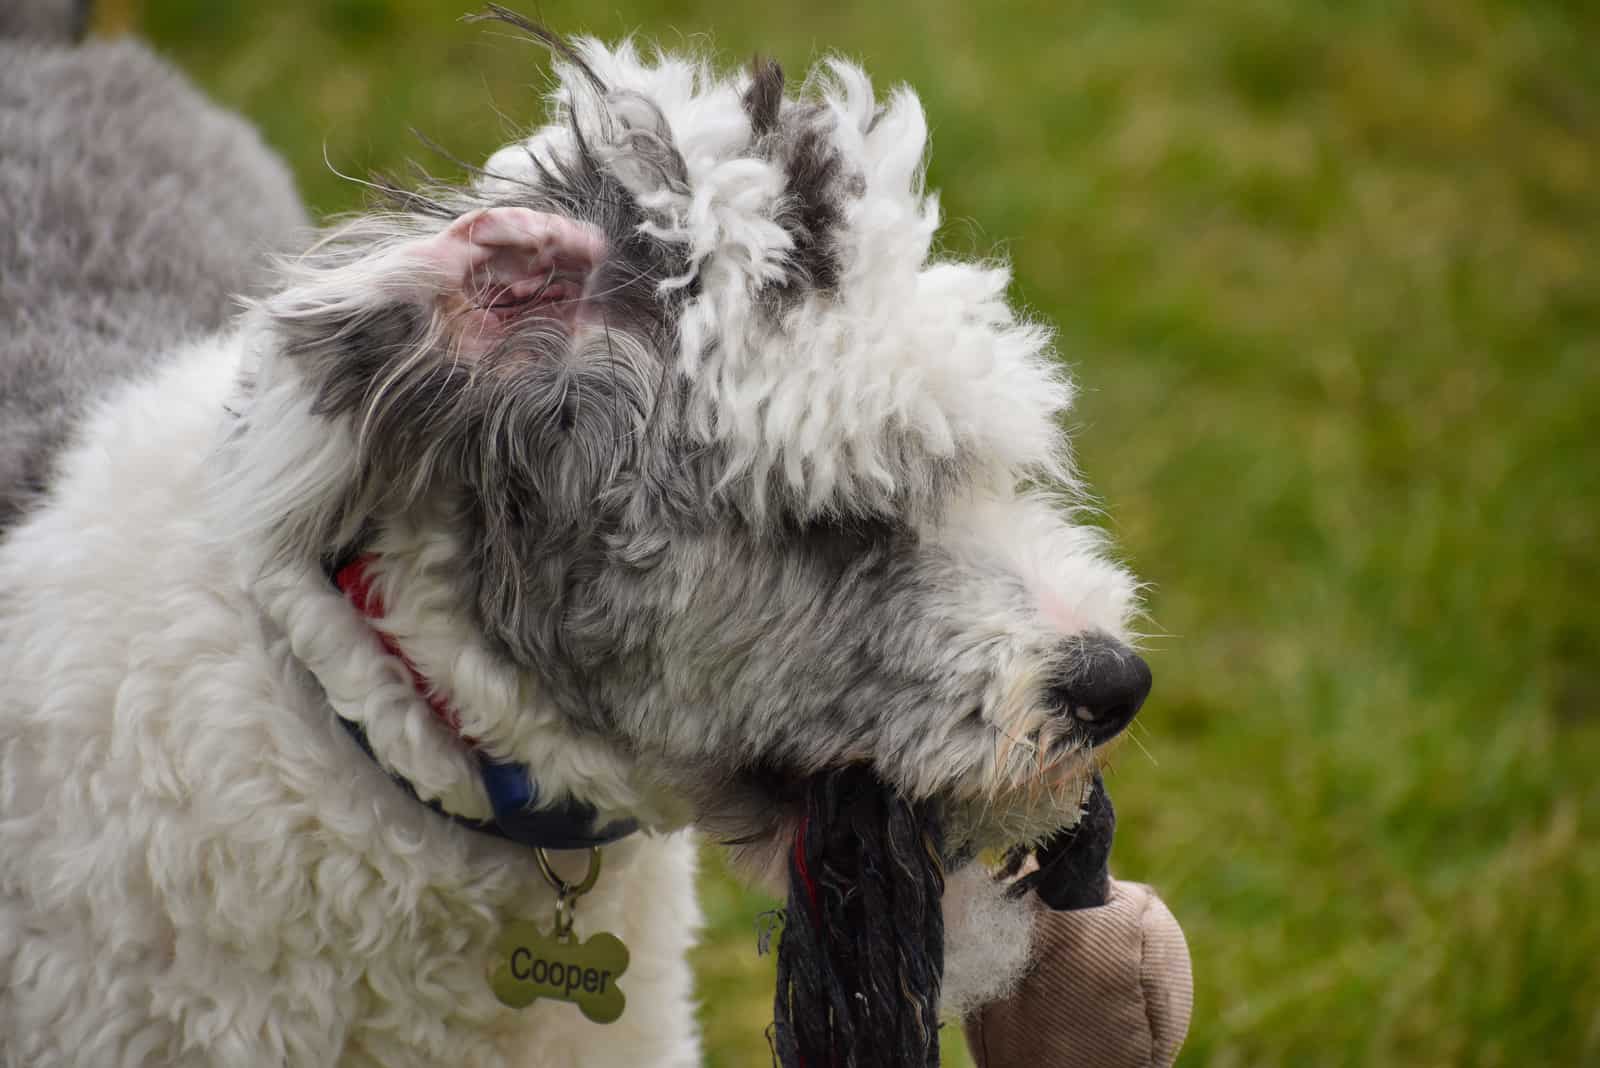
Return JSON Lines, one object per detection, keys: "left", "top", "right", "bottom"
{"left": 1046, "top": 637, "right": 1152, "bottom": 745}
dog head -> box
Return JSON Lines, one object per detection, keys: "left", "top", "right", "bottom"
{"left": 232, "top": 16, "right": 1146, "bottom": 852}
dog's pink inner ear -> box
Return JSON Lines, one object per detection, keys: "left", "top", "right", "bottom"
{"left": 421, "top": 207, "right": 606, "bottom": 333}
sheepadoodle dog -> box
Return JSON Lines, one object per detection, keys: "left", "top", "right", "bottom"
{"left": 0, "top": 8, "right": 1151, "bottom": 1066}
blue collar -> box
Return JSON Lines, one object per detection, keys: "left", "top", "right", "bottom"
{"left": 329, "top": 555, "right": 638, "bottom": 851}
{"left": 333, "top": 713, "right": 638, "bottom": 850}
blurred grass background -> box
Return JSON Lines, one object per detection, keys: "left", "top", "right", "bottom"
{"left": 96, "top": 0, "right": 1598, "bottom": 1063}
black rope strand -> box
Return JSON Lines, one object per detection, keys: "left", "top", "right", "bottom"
{"left": 772, "top": 767, "right": 946, "bottom": 1068}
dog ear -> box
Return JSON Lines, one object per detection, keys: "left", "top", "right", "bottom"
{"left": 407, "top": 206, "right": 607, "bottom": 352}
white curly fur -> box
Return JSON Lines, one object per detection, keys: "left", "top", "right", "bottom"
{"left": 0, "top": 341, "right": 703, "bottom": 1067}
{"left": 484, "top": 41, "right": 1074, "bottom": 520}
{"left": 0, "top": 30, "right": 1141, "bottom": 1067}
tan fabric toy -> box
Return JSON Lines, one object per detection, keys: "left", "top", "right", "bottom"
{"left": 964, "top": 880, "right": 1192, "bottom": 1068}
{"left": 964, "top": 777, "right": 1193, "bottom": 1068}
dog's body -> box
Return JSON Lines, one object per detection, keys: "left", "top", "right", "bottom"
{"left": 0, "top": 36, "right": 701, "bottom": 1068}
{"left": 1, "top": 17, "right": 1145, "bottom": 1067}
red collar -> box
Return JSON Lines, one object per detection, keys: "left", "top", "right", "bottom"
{"left": 329, "top": 554, "right": 638, "bottom": 850}
{"left": 334, "top": 555, "right": 472, "bottom": 741}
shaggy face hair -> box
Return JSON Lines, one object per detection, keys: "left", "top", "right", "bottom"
{"left": 206, "top": 12, "right": 1145, "bottom": 856}
{"left": 221, "top": 15, "right": 1144, "bottom": 852}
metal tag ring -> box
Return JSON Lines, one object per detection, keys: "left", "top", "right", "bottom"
{"left": 536, "top": 846, "right": 603, "bottom": 900}
{"left": 552, "top": 894, "right": 575, "bottom": 939}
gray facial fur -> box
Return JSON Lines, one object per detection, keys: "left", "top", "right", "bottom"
{"left": 251, "top": 20, "right": 1141, "bottom": 849}
{"left": 0, "top": 15, "right": 1139, "bottom": 852}
{"left": 0, "top": 37, "right": 308, "bottom": 533}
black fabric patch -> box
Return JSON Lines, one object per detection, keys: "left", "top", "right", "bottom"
{"left": 1009, "top": 772, "right": 1115, "bottom": 911}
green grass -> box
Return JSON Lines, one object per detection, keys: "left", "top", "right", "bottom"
{"left": 114, "top": 0, "right": 1600, "bottom": 1063}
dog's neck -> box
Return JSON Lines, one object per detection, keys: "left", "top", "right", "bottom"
{"left": 330, "top": 553, "right": 640, "bottom": 848}
{"left": 244, "top": 523, "right": 681, "bottom": 837}
{"left": 217, "top": 341, "right": 683, "bottom": 835}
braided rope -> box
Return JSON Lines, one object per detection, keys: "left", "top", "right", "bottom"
{"left": 772, "top": 767, "right": 946, "bottom": 1068}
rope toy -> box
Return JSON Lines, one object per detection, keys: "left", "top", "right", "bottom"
{"left": 768, "top": 771, "right": 1120, "bottom": 1066}
{"left": 772, "top": 766, "right": 947, "bottom": 1068}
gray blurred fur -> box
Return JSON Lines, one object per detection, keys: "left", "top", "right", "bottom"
{"left": 0, "top": 0, "right": 90, "bottom": 43}
{"left": 0, "top": 36, "right": 307, "bottom": 531}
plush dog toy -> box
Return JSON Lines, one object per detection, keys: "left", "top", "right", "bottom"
{"left": 967, "top": 777, "right": 1193, "bottom": 1068}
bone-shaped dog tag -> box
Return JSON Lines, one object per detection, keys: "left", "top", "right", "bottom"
{"left": 490, "top": 920, "right": 629, "bottom": 1023}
